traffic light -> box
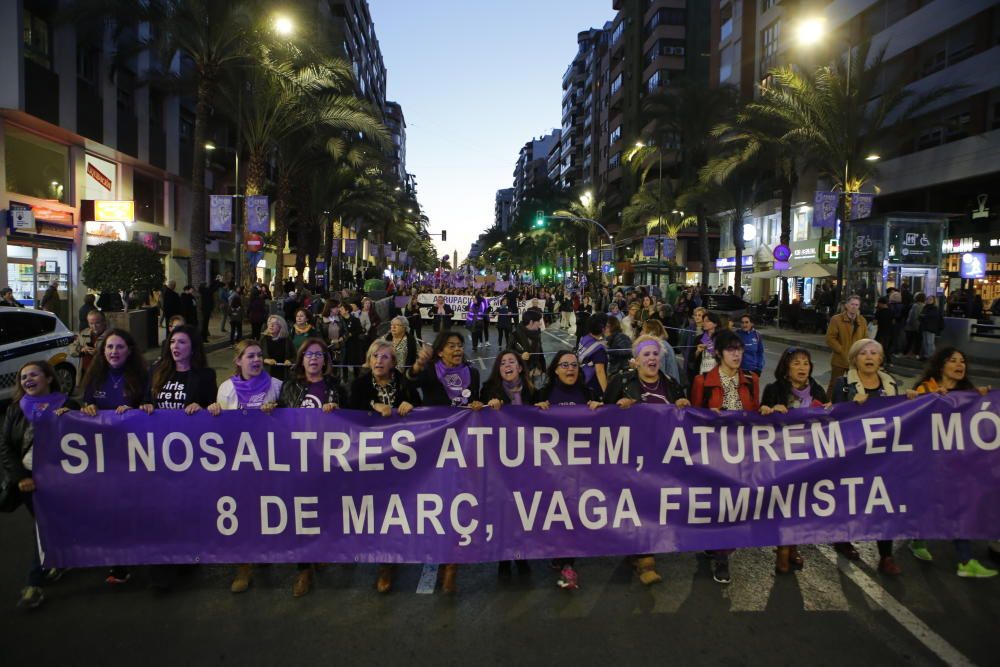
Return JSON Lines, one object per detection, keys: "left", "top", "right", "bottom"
{"left": 535, "top": 210, "right": 546, "bottom": 228}
{"left": 441, "top": 229, "right": 447, "bottom": 242}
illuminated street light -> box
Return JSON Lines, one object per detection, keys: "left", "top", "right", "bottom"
{"left": 274, "top": 15, "right": 294, "bottom": 36}
{"left": 204, "top": 142, "right": 216, "bottom": 151}
{"left": 796, "top": 16, "right": 827, "bottom": 47}
{"left": 865, "top": 153, "right": 881, "bottom": 162}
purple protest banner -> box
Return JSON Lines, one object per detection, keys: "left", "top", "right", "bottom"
{"left": 813, "top": 191, "right": 839, "bottom": 228}
{"left": 32, "top": 393, "right": 1000, "bottom": 567}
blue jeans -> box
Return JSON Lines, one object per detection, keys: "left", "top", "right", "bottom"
{"left": 23, "top": 495, "right": 45, "bottom": 587}
{"left": 921, "top": 331, "right": 936, "bottom": 358}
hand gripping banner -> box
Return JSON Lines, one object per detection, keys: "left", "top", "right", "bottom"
{"left": 32, "top": 392, "right": 1000, "bottom": 567}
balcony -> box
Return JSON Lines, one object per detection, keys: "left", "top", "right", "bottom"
{"left": 643, "top": 25, "right": 685, "bottom": 57}
{"left": 23, "top": 58, "right": 59, "bottom": 125}
{"left": 76, "top": 78, "right": 103, "bottom": 143}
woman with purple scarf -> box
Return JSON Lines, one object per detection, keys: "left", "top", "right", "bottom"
{"left": 0, "top": 361, "right": 76, "bottom": 609}
{"left": 79, "top": 328, "right": 149, "bottom": 585}
{"left": 211, "top": 339, "right": 283, "bottom": 593}
{"left": 407, "top": 330, "right": 483, "bottom": 593}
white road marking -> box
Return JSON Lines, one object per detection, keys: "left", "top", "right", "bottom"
{"left": 817, "top": 545, "right": 974, "bottom": 666}
{"left": 416, "top": 563, "right": 439, "bottom": 594}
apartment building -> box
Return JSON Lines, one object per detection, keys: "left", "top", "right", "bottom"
{"left": 495, "top": 188, "right": 515, "bottom": 233}
{"left": 511, "top": 131, "right": 561, "bottom": 221}
{"left": 711, "top": 0, "right": 1000, "bottom": 304}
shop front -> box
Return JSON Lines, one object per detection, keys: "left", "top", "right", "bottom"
{"left": 4, "top": 201, "right": 76, "bottom": 325}
{"left": 714, "top": 254, "right": 752, "bottom": 293}
{"left": 844, "top": 214, "right": 947, "bottom": 309}
{"left": 941, "top": 232, "right": 1000, "bottom": 308}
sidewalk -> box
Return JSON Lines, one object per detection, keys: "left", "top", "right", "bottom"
{"left": 756, "top": 325, "right": 994, "bottom": 385}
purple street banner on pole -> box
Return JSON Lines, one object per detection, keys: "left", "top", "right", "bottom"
{"left": 813, "top": 191, "right": 839, "bottom": 228}
{"left": 209, "top": 195, "right": 232, "bottom": 233}
{"left": 331, "top": 238, "right": 340, "bottom": 257}
{"left": 643, "top": 236, "right": 657, "bottom": 257}
{"left": 246, "top": 195, "right": 270, "bottom": 233}
{"left": 32, "top": 393, "right": 1000, "bottom": 567}
{"left": 345, "top": 239, "right": 357, "bottom": 256}
{"left": 850, "top": 193, "right": 875, "bottom": 220}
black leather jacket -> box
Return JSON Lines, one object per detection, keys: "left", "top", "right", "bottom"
{"left": 1, "top": 398, "right": 79, "bottom": 482}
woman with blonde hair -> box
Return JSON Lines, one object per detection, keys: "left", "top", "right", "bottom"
{"left": 260, "top": 315, "right": 296, "bottom": 382}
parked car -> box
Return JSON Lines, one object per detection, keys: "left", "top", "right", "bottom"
{"left": 0, "top": 309, "right": 79, "bottom": 403}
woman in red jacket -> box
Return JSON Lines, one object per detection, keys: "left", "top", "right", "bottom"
{"left": 689, "top": 329, "right": 759, "bottom": 585}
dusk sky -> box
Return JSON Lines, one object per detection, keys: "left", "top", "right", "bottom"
{"left": 370, "top": 0, "right": 615, "bottom": 263}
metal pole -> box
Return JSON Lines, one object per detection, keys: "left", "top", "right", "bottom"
{"left": 233, "top": 76, "right": 242, "bottom": 288}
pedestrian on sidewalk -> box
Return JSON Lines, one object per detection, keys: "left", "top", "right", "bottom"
{"left": 919, "top": 294, "right": 943, "bottom": 360}
{"left": 824, "top": 294, "right": 867, "bottom": 397}
{"left": 228, "top": 287, "right": 245, "bottom": 346}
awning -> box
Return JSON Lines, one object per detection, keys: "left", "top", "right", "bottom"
{"left": 787, "top": 262, "right": 836, "bottom": 278}
{"left": 747, "top": 269, "right": 783, "bottom": 278}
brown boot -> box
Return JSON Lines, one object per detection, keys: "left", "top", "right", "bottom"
{"left": 634, "top": 556, "right": 663, "bottom": 585}
{"left": 376, "top": 565, "right": 393, "bottom": 594}
{"left": 775, "top": 547, "right": 791, "bottom": 575}
{"left": 790, "top": 546, "right": 804, "bottom": 570}
{"left": 440, "top": 564, "right": 458, "bottom": 594}
{"left": 230, "top": 564, "right": 252, "bottom": 593}
{"left": 292, "top": 566, "right": 314, "bottom": 598}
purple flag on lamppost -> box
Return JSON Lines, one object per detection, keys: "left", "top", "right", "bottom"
{"left": 850, "top": 193, "right": 875, "bottom": 220}
{"left": 813, "top": 191, "right": 839, "bottom": 228}
{"left": 246, "top": 195, "right": 269, "bottom": 233}
{"left": 643, "top": 236, "right": 656, "bottom": 257}
{"left": 209, "top": 195, "right": 232, "bottom": 232}
{"left": 345, "top": 239, "right": 357, "bottom": 256}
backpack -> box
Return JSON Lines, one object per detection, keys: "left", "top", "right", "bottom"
{"left": 577, "top": 338, "right": 607, "bottom": 385}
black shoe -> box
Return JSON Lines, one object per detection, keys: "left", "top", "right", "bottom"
{"left": 712, "top": 559, "right": 731, "bottom": 584}
{"left": 834, "top": 542, "right": 861, "bottom": 561}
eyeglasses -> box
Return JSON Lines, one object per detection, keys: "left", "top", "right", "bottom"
{"left": 558, "top": 362, "right": 580, "bottom": 370}
{"left": 303, "top": 351, "right": 325, "bottom": 359}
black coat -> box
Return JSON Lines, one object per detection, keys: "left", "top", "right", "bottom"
{"left": 480, "top": 378, "right": 539, "bottom": 405}
{"left": 1, "top": 398, "right": 80, "bottom": 483}
{"left": 160, "top": 286, "right": 181, "bottom": 318}
{"left": 277, "top": 375, "right": 346, "bottom": 408}
{"left": 510, "top": 326, "right": 545, "bottom": 374}
{"left": 348, "top": 369, "right": 422, "bottom": 410}
{"left": 431, "top": 304, "right": 454, "bottom": 333}
{"left": 604, "top": 370, "right": 686, "bottom": 404}
{"left": 760, "top": 378, "right": 829, "bottom": 408}
{"left": 409, "top": 363, "right": 481, "bottom": 406}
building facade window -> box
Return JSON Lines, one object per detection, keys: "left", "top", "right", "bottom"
{"left": 760, "top": 20, "right": 781, "bottom": 74}
{"left": 646, "top": 8, "right": 686, "bottom": 35}
{"left": 609, "top": 125, "right": 622, "bottom": 144}
{"left": 133, "top": 171, "right": 164, "bottom": 226}
{"left": 23, "top": 9, "right": 52, "bottom": 69}
{"left": 4, "top": 126, "right": 69, "bottom": 203}
{"left": 608, "top": 152, "right": 621, "bottom": 170}
{"left": 610, "top": 73, "right": 623, "bottom": 96}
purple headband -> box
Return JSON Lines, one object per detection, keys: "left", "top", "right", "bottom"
{"left": 633, "top": 339, "right": 661, "bottom": 357}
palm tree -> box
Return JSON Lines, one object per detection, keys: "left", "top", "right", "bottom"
{"left": 637, "top": 82, "right": 740, "bottom": 286}
{"left": 553, "top": 191, "right": 607, "bottom": 277}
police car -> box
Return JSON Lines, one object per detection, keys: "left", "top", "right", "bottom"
{"left": 0, "top": 309, "right": 79, "bottom": 403}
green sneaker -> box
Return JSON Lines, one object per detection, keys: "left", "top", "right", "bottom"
{"left": 909, "top": 540, "right": 933, "bottom": 562}
{"left": 957, "top": 559, "right": 998, "bottom": 578}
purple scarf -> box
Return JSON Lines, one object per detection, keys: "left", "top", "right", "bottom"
{"left": 435, "top": 360, "right": 472, "bottom": 406}
{"left": 790, "top": 384, "right": 813, "bottom": 408}
{"left": 700, "top": 331, "right": 715, "bottom": 357}
{"left": 20, "top": 392, "right": 67, "bottom": 424}
{"left": 230, "top": 372, "right": 272, "bottom": 409}
{"left": 502, "top": 380, "right": 523, "bottom": 405}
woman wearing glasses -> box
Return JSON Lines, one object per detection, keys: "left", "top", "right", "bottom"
{"left": 276, "top": 337, "right": 346, "bottom": 597}
{"left": 534, "top": 350, "right": 603, "bottom": 589}
{"left": 407, "top": 331, "right": 483, "bottom": 593}
{"left": 348, "top": 340, "right": 422, "bottom": 593}
{"left": 604, "top": 336, "right": 690, "bottom": 586}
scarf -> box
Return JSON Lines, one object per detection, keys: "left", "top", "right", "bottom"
{"left": 373, "top": 373, "right": 398, "bottom": 407}
{"left": 790, "top": 384, "right": 812, "bottom": 408}
{"left": 230, "top": 372, "right": 272, "bottom": 409}
{"left": 435, "top": 360, "right": 472, "bottom": 406}
{"left": 700, "top": 331, "right": 715, "bottom": 357}
{"left": 502, "top": 379, "right": 523, "bottom": 405}
{"left": 20, "top": 392, "right": 68, "bottom": 424}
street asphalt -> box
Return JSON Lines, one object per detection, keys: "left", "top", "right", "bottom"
{"left": 1, "top": 322, "right": 996, "bottom": 666}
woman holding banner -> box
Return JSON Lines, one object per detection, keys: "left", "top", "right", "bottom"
{"left": 80, "top": 328, "right": 149, "bottom": 585}
{"left": 829, "top": 338, "right": 903, "bottom": 574}
{"left": 211, "top": 339, "right": 283, "bottom": 594}
{"left": 1, "top": 361, "right": 76, "bottom": 609}
{"left": 278, "top": 338, "right": 347, "bottom": 596}
{"left": 350, "top": 340, "right": 420, "bottom": 593}
{"left": 535, "top": 350, "right": 604, "bottom": 590}
{"left": 690, "top": 329, "right": 760, "bottom": 585}
{"left": 407, "top": 331, "right": 483, "bottom": 593}
{"left": 605, "top": 336, "right": 690, "bottom": 587}
{"left": 907, "top": 347, "right": 997, "bottom": 578}
{"left": 759, "top": 347, "right": 830, "bottom": 574}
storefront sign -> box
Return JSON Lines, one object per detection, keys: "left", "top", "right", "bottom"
{"left": 792, "top": 246, "right": 817, "bottom": 260}
{"left": 133, "top": 231, "right": 159, "bottom": 252}
{"left": 85, "top": 154, "right": 116, "bottom": 200}
{"left": 943, "top": 237, "right": 976, "bottom": 254}
{"left": 92, "top": 200, "right": 134, "bottom": 223}
{"left": 971, "top": 194, "right": 990, "bottom": 220}
{"left": 157, "top": 235, "right": 172, "bottom": 253}
{"left": 11, "top": 208, "right": 35, "bottom": 231}
{"left": 715, "top": 255, "right": 753, "bottom": 269}
{"left": 85, "top": 220, "right": 127, "bottom": 244}
{"left": 960, "top": 253, "right": 987, "bottom": 279}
